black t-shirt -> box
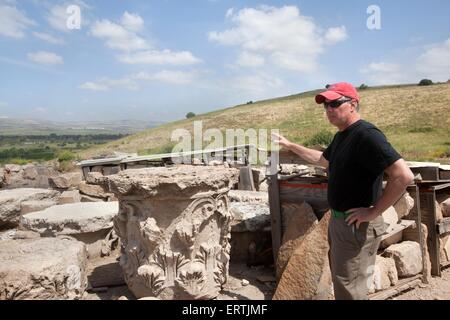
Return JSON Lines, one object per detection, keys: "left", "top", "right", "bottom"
{"left": 322, "top": 119, "right": 401, "bottom": 212}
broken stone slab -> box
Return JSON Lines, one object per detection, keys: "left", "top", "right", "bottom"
{"left": 49, "top": 172, "right": 83, "bottom": 190}
{"left": 394, "top": 192, "right": 415, "bottom": 220}
{"left": 273, "top": 212, "right": 333, "bottom": 300}
{"left": 230, "top": 202, "right": 270, "bottom": 232}
{"left": 2, "top": 164, "right": 59, "bottom": 189}
{"left": 0, "top": 237, "right": 88, "bottom": 300}
{"left": 80, "top": 194, "right": 105, "bottom": 202}
{"left": 0, "top": 229, "right": 41, "bottom": 240}
{"left": 20, "top": 202, "right": 118, "bottom": 259}
{"left": 58, "top": 190, "right": 81, "bottom": 204}
{"left": 385, "top": 241, "right": 423, "bottom": 278}
{"left": 0, "top": 188, "right": 60, "bottom": 229}
{"left": 101, "top": 166, "right": 239, "bottom": 300}
{"left": 380, "top": 206, "right": 402, "bottom": 249}
{"left": 228, "top": 190, "right": 268, "bottom": 204}
{"left": 276, "top": 202, "right": 318, "bottom": 281}
{"left": 20, "top": 199, "right": 58, "bottom": 215}
{"left": 78, "top": 181, "right": 112, "bottom": 199}
{"left": 369, "top": 255, "right": 398, "bottom": 293}
{"left": 21, "top": 202, "right": 118, "bottom": 236}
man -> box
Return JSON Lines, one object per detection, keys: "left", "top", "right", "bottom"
{"left": 272, "top": 82, "right": 414, "bottom": 300}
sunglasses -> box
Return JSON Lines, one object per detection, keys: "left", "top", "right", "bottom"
{"left": 324, "top": 98, "right": 352, "bottom": 109}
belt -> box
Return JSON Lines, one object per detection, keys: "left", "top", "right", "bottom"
{"left": 331, "top": 209, "right": 351, "bottom": 219}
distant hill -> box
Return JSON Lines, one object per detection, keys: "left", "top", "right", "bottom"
{"left": 79, "top": 83, "right": 450, "bottom": 163}
{"left": 0, "top": 118, "right": 163, "bottom": 135}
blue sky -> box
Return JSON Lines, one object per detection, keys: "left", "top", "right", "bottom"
{"left": 0, "top": 0, "right": 449, "bottom": 123}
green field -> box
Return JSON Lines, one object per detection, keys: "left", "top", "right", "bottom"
{"left": 0, "top": 134, "right": 127, "bottom": 165}
{"left": 78, "top": 83, "right": 450, "bottom": 164}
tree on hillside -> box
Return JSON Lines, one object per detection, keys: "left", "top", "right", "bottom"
{"left": 359, "top": 84, "right": 369, "bottom": 90}
{"left": 418, "top": 79, "right": 433, "bottom": 86}
{"left": 186, "top": 112, "right": 196, "bottom": 119}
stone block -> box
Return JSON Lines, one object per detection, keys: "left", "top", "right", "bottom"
{"left": 273, "top": 212, "right": 333, "bottom": 300}
{"left": 394, "top": 192, "right": 414, "bottom": 220}
{"left": 0, "top": 237, "right": 87, "bottom": 299}
{"left": 385, "top": 241, "right": 423, "bottom": 277}
{"left": 0, "top": 188, "right": 60, "bottom": 228}
{"left": 58, "top": 190, "right": 81, "bottom": 204}
{"left": 276, "top": 202, "right": 318, "bottom": 281}
{"left": 230, "top": 202, "right": 270, "bottom": 232}
{"left": 49, "top": 172, "right": 83, "bottom": 190}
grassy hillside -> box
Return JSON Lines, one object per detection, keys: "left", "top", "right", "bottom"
{"left": 79, "top": 83, "right": 450, "bottom": 164}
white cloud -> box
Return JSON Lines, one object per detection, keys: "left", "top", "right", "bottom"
{"left": 132, "top": 70, "right": 196, "bottom": 85}
{"left": 237, "top": 51, "right": 265, "bottom": 67}
{"left": 121, "top": 11, "right": 144, "bottom": 32}
{"left": 0, "top": 5, "right": 35, "bottom": 38}
{"left": 0, "top": 101, "right": 8, "bottom": 107}
{"left": 46, "top": 4, "right": 70, "bottom": 32}
{"left": 90, "top": 19, "right": 149, "bottom": 52}
{"left": 360, "top": 62, "right": 408, "bottom": 85}
{"left": 118, "top": 50, "right": 201, "bottom": 65}
{"left": 35, "top": 107, "right": 47, "bottom": 112}
{"left": 79, "top": 81, "right": 109, "bottom": 91}
{"left": 27, "top": 51, "right": 64, "bottom": 65}
{"left": 416, "top": 38, "right": 450, "bottom": 81}
{"left": 32, "top": 32, "right": 65, "bottom": 45}
{"left": 231, "top": 73, "right": 283, "bottom": 95}
{"left": 360, "top": 38, "right": 450, "bottom": 85}
{"left": 325, "top": 26, "right": 348, "bottom": 44}
{"left": 209, "top": 5, "right": 348, "bottom": 72}
{"left": 80, "top": 70, "right": 197, "bottom": 91}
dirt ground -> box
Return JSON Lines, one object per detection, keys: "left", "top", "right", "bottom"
{"left": 83, "top": 255, "right": 276, "bottom": 300}
{"left": 83, "top": 255, "right": 450, "bottom": 300}
{"left": 392, "top": 267, "right": 450, "bottom": 300}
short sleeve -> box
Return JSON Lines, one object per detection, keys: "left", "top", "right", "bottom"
{"left": 323, "top": 146, "right": 330, "bottom": 160}
{"left": 322, "top": 134, "right": 337, "bottom": 161}
{"left": 358, "top": 128, "right": 402, "bottom": 176}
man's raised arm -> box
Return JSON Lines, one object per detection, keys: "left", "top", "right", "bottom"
{"left": 272, "top": 133, "right": 329, "bottom": 168}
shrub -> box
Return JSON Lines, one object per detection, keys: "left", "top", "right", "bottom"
{"left": 418, "top": 79, "right": 433, "bottom": 86}
{"left": 305, "top": 130, "right": 334, "bottom": 148}
{"left": 57, "top": 150, "right": 76, "bottom": 162}
{"left": 186, "top": 112, "right": 196, "bottom": 119}
{"left": 359, "top": 84, "right": 369, "bottom": 90}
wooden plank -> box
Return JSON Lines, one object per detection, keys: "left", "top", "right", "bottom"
{"left": 419, "top": 190, "right": 441, "bottom": 276}
{"left": 380, "top": 220, "right": 416, "bottom": 241}
{"left": 368, "top": 275, "right": 422, "bottom": 300}
{"left": 268, "top": 173, "right": 282, "bottom": 263}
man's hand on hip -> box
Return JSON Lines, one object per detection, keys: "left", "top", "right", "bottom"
{"left": 345, "top": 207, "right": 379, "bottom": 229}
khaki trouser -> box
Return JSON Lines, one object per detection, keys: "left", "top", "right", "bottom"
{"left": 328, "top": 215, "right": 387, "bottom": 300}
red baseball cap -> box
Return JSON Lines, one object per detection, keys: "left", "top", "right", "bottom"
{"left": 315, "top": 82, "right": 360, "bottom": 104}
